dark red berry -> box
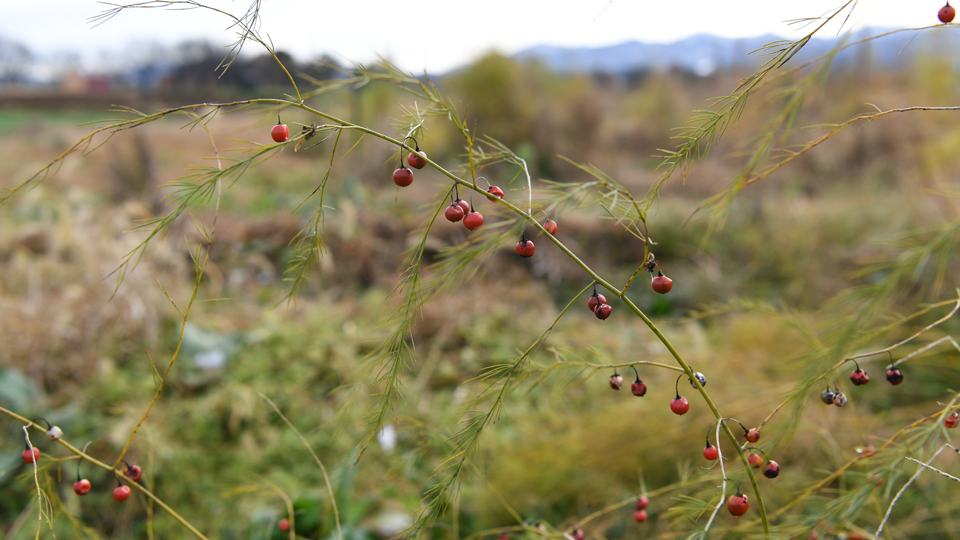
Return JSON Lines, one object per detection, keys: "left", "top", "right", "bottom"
{"left": 633, "top": 510, "right": 648, "bottom": 523}
{"left": 271, "top": 122, "right": 290, "bottom": 143}
{"left": 630, "top": 379, "right": 647, "bottom": 397}
{"left": 279, "top": 518, "right": 290, "bottom": 532}
{"left": 609, "top": 374, "right": 624, "bottom": 390}
{"left": 125, "top": 465, "right": 143, "bottom": 482}
{"left": 445, "top": 204, "right": 465, "bottom": 223}
{"left": 763, "top": 461, "right": 780, "bottom": 479}
{"left": 22, "top": 447, "right": 40, "bottom": 464}
{"left": 587, "top": 294, "right": 607, "bottom": 311}
{"left": 516, "top": 237, "right": 535, "bottom": 257}
{"left": 113, "top": 485, "right": 132, "bottom": 502}
{"left": 635, "top": 496, "right": 649, "bottom": 510}
{"left": 498, "top": 534, "right": 508, "bottom": 540}
{"left": 393, "top": 167, "right": 413, "bottom": 187}
{"left": 748, "top": 454, "right": 764, "bottom": 468}
{"left": 670, "top": 396, "right": 689, "bottom": 415}
{"left": 457, "top": 199, "right": 470, "bottom": 215}
{"left": 745, "top": 428, "right": 761, "bottom": 443}
{"left": 73, "top": 479, "right": 92, "bottom": 496}
{"left": 703, "top": 442, "right": 719, "bottom": 461}
{"left": 407, "top": 151, "right": 427, "bottom": 169}
{"left": 940, "top": 2, "right": 956, "bottom": 23}
{"left": 727, "top": 493, "right": 749, "bottom": 517}
{"left": 850, "top": 368, "right": 869, "bottom": 386}
{"left": 594, "top": 303, "right": 612, "bottom": 320}
{"left": 572, "top": 529, "right": 585, "bottom": 540}
{"left": 463, "top": 211, "right": 484, "bottom": 230}
{"left": 833, "top": 392, "right": 848, "bottom": 407}
{"left": 886, "top": 367, "right": 903, "bottom": 385}
{"left": 945, "top": 411, "right": 959, "bottom": 429}
{"left": 543, "top": 219, "right": 558, "bottom": 235}
{"left": 486, "top": 185, "right": 504, "bottom": 201}
{"left": 651, "top": 273, "right": 673, "bottom": 294}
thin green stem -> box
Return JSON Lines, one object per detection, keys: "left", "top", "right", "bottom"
{"left": 259, "top": 394, "right": 343, "bottom": 540}
{"left": 618, "top": 295, "right": 769, "bottom": 535}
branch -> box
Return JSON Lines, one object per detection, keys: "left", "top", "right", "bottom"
{"left": 876, "top": 444, "right": 953, "bottom": 537}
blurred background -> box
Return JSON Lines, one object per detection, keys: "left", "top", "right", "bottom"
{"left": 2, "top": 2, "right": 960, "bottom": 539}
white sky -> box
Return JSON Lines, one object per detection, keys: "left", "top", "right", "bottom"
{"left": 4, "top": 1, "right": 946, "bottom": 72}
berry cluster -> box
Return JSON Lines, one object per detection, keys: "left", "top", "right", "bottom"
{"left": 20, "top": 419, "right": 143, "bottom": 503}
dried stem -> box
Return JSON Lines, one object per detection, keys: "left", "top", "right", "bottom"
{"left": 875, "top": 444, "right": 952, "bottom": 537}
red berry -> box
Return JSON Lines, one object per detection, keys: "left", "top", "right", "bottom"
{"left": 727, "top": 493, "right": 749, "bottom": 517}
{"left": 848, "top": 533, "right": 867, "bottom": 540}
{"left": 463, "top": 210, "right": 484, "bottom": 230}
{"left": 457, "top": 199, "right": 470, "bottom": 216}
{"left": 670, "top": 396, "right": 689, "bottom": 415}
{"left": 516, "top": 237, "right": 535, "bottom": 257}
{"left": 73, "top": 479, "right": 92, "bottom": 496}
{"left": 407, "top": 151, "right": 427, "bottom": 169}
{"left": 594, "top": 303, "right": 612, "bottom": 320}
{"left": 445, "top": 204, "right": 465, "bottom": 223}
{"left": 543, "top": 219, "right": 558, "bottom": 235}
{"left": 886, "top": 367, "right": 904, "bottom": 385}
{"left": 748, "top": 454, "right": 764, "bottom": 468}
{"left": 486, "top": 185, "right": 504, "bottom": 201}
{"left": 940, "top": 2, "right": 956, "bottom": 23}
{"left": 651, "top": 273, "right": 673, "bottom": 294}
{"left": 125, "top": 464, "right": 143, "bottom": 482}
{"left": 703, "top": 442, "right": 719, "bottom": 461}
{"left": 609, "top": 374, "right": 624, "bottom": 390}
{"left": 945, "top": 411, "right": 959, "bottom": 429}
{"left": 633, "top": 510, "right": 648, "bottom": 523}
{"left": 635, "top": 496, "right": 649, "bottom": 510}
{"left": 763, "top": 461, "right": 780, "bottom": 479}
{"left": 22, "top": 447, "right": 40, "bottom": 464}
{"left": 630, "top": 379, "right": 647, "bottom": 397}
{"left": 113, "top": 485, "right": 132, "bottom": 502}
{"left": 498, "top": 535, "right": 509, "bottom": 540}
{"left": 278, "top": 518, "right": 290, "bottom": 532}
{"left": 850, "top": 368, "right": 869, "bottom": 386}
{"left": 572, "top": 529, "right": 585, "bottom": 540}
{"left": 871, "top": 474, "right": 884, "bottom": 487}
{"left": 271, "top": 123, "right": 289, "bottom": 143}
{"left": 587, "top": 294, "right": 607, "bottom": 311}
{"left": 393, "top": 167, "right": 413, "bottom": 187}
{"left": 745, "top": 428, "right": 761, "bottom": 443}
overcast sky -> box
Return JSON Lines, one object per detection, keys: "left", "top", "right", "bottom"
{"left": 4, "top": 1, "right": 947, "bottom": 72}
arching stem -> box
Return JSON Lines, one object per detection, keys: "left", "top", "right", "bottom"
{"left": 77, "top": 441, "right": 91, "bottom": 481}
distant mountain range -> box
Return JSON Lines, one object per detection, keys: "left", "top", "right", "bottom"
{"left": 513, "top": 28, "right": 960, "bottom": 75}
{"left": 3, "top": 27, "right": 960, "bottom": 87}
